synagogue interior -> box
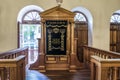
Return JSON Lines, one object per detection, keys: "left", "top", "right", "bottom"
{"left": 0, "top": 0, "right": 120, "bottom": 80}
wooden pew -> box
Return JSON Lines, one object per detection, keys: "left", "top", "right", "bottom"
{"left": 91, "top": 56, "right": 120, "bottom": 80}
{"left": 83, "top": 45, "right": 120, "bottom": 80}
{"left": 0, "top": 47, "right": 28, "bottom": 80}
{"left": 83, "top": 45, "right": 120, "bottom": 67}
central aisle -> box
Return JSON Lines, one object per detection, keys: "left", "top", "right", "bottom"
{"left": 26, "top": 69, "right": 90, "bottom": 80}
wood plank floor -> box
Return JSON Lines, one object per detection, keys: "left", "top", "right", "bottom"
{"left": 42, "top": 69, "right": 90, "bottom": 80}
{"left": 26, "top": 69, "right": 90, "bottom": 80}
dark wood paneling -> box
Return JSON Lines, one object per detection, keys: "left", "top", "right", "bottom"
{"left": 110, "top": 23, "right": 120, "bottom": 52}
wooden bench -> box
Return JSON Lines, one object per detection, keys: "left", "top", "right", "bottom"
{"left": 0, "top": 47, "right": 28, "bottom": 80}
{"left": 83, "top": 45, "right": 120, "bottom": 80}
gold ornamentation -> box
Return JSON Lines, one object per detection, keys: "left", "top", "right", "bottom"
{"left": 52, "top": 38, "right": 60, "bottom": 44}
{"left": 53, "top": 28, "right": 59, "bottom": 33}
{"left": 48, "top": 29, "right": 52, "bottom": 51}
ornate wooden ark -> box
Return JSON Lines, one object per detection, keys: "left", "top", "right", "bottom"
{"left": 38, "top": 6, "right": 77, "bottom": 72}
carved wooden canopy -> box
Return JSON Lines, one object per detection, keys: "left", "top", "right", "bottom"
{"left": 40, "top": 6, "right": 75, "bottom": 20}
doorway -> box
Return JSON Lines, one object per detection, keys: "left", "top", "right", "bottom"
{"left": 19, "top": 24, "right": 41, "bottom": 64}
{"left": 74, "top": 12, "right": 88, "bottom": 62}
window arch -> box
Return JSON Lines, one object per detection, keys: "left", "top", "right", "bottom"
{"left": 17, "top": 5, "right": 43, "bottom": 22}
{"left": 71, "top": 7, "right": 93, "bottom": 46}
{"left": 110, "top": 13, "right": 120, "bottom": 23}
{"left": 74, "top": 11, "right": 87, "bottom": 22}
{"left": 22, "top": 10, "right": 41, "bottom": 24}
{"left": 17, "top": 5, "right": 44, "bottom": 64}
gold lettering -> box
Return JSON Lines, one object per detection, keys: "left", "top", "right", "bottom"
{"left": 52, "top": 38, "right": 60, "bottom": 45}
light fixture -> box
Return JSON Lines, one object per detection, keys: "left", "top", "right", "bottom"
{"left": 56, "top": 0, "right": 63, "bottom": 6}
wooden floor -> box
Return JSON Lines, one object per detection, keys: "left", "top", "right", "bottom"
{"left": 26, "top": 69, "right": 90, "bottom": 80}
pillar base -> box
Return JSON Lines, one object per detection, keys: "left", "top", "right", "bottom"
{"left": 69, "top": 65, "right": 77, "bottom": 72}
{"left": 39, "top": 66, "right": 46, "bottom": 72}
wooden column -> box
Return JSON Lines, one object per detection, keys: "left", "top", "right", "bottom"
{"left": 66, "top": 21, "right": 70, "bottom": 55}
{"left": 39, "top": 21, "right": 46, "bottom": 72}
{"left": 40, "top": 20, "right": 45, "bottom": 55}
{"left": 71, "top": 21, "right": 74, "bottom": 55}
{"left": 69, "top": 21, "right": 77, "bottom": 72}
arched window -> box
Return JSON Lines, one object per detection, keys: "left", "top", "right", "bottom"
{"left": 74, "top": 12, "right": 87, "bottom": 22}
{"left": 110, "top": 12, "right": 120, "bottom": 52}
{"left": 110, "top": 13, "right": 120, "bottom": 23}
{"left": 17, "top": 5, "right": 43, "bottom": 64}
{"left": 20, "top": 10, "right": 41, "bottom": 64}
{"left": 71, "top": 6, "right": 93, "bottom": 46}
{"left": 22, "top": 10, "right": 40, "bottom": 23}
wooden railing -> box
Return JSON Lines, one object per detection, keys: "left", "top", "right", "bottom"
{"left": 83, "top": 45, "right": 120, "bottom": 80}
{"left": 0, "top": 47, "right": 28, "bottom": 80}
{"left": 83, "top": 45, "right": 120, "bottom": 66}
{"left": 91, "top": 56, "right": 120, "bottom": 80}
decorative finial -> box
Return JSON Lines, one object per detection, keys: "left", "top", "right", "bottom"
{"left": 56, "top": 0, "right": 63, "bottom": 6}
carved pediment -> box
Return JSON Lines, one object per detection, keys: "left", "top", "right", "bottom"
{"left": 40, "top": 6, "right": 75, "bottom": 19}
